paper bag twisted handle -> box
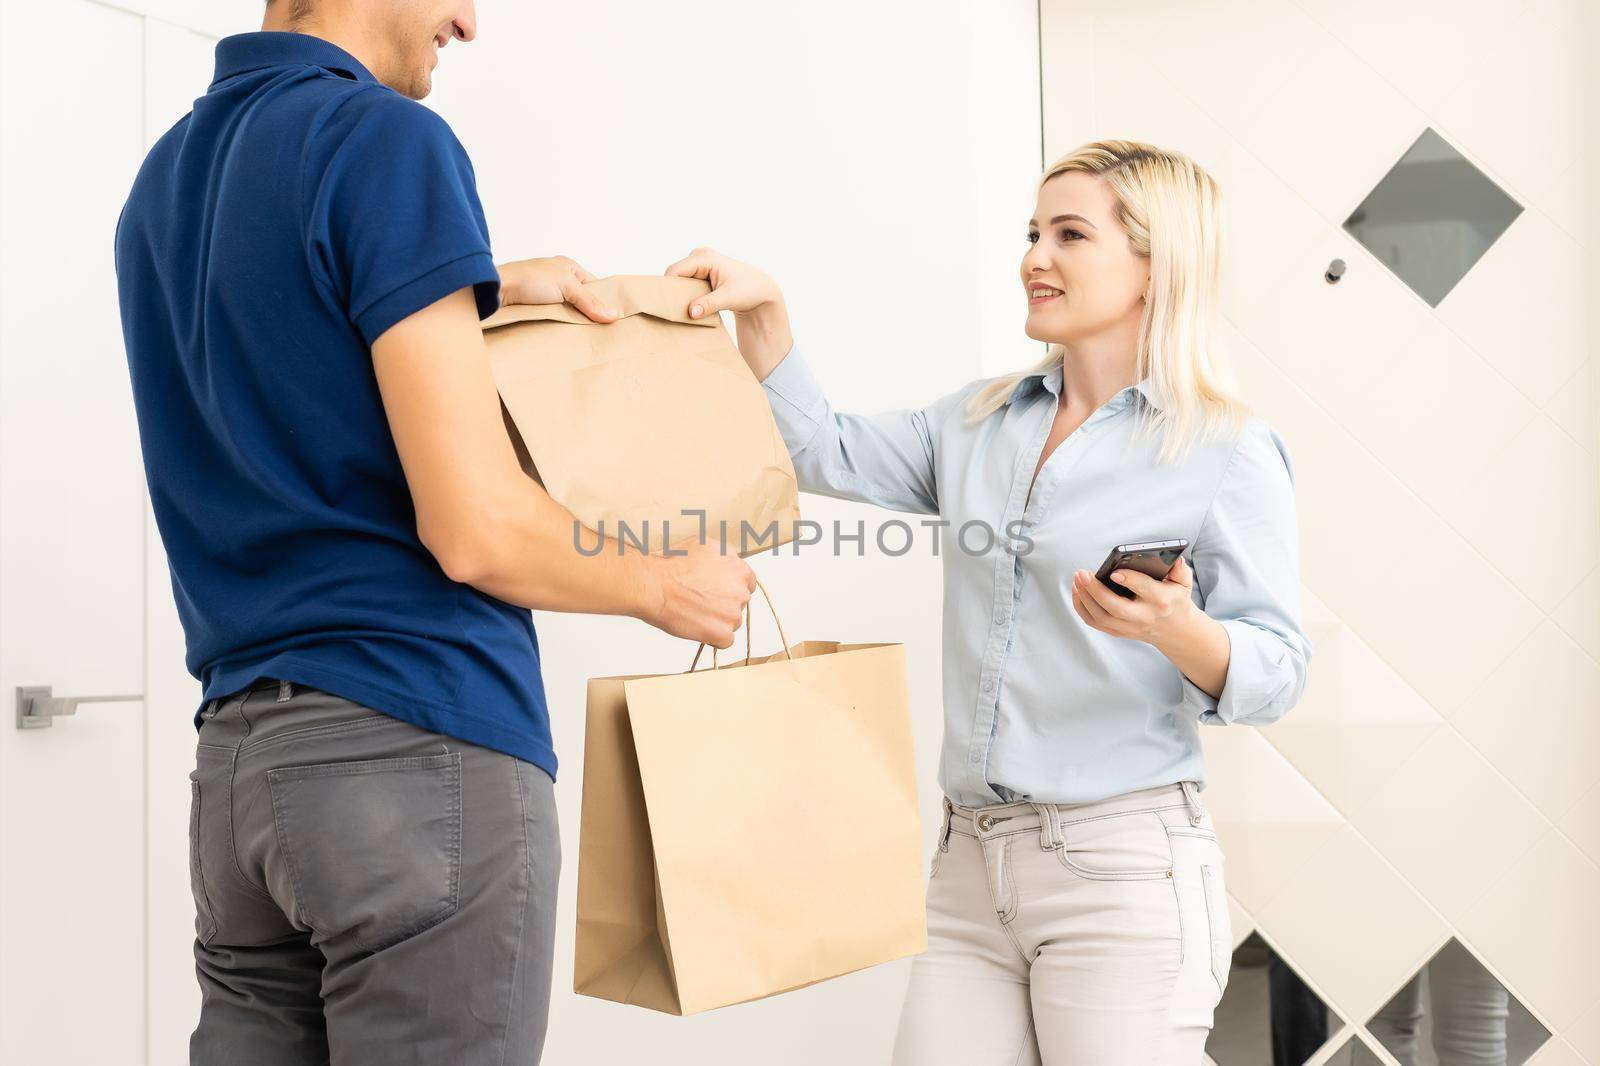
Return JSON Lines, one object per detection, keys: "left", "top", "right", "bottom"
{"left": 686, "top": 576, "right": 793, "bottom": 672}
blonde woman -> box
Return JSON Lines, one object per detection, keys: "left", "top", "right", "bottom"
{"left": 666, "top": 140, "right": 1311, "bottom": 1063}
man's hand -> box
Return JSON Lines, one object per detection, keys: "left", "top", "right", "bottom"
{"left": 646, "top": 536, "right": 758, "bottom": 651}
{"left": 496, "top": 256, "right": 619, "bottom": 323}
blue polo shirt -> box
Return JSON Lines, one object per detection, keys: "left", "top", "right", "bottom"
{"left": 114, "top": 31, "right": 555, "bottom": 779}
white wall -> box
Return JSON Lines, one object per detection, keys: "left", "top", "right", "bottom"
{"left": 0, "top": 1, "right": 1041, "bottom": 1063}
{"left": 425, "top": 2, "right": 1041, "bottom": 1061}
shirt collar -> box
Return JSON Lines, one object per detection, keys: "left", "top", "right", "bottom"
{"left": 212, "top": 31, "right": 376, "bottom": 88}
{"left": 1004, "top": 362, "right": 1166, "bottom": 411}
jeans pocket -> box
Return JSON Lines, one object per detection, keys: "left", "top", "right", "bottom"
{"left": 189, "top": 779, "right": 218, "bottom": 945}
{"left": 1167, "top": 828, "right": 1228, "bottom": 1023}
{"left": 1056, "top": 811, "right": 1174, "bottom": 881}
{"left": 267, "top": 751, "right": 463, "bottom": 953}
{"left": 1201, "top": 863, "right": 1232, "bottom": 993}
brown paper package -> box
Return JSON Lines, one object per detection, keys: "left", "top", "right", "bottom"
{"left": 482, "top": 274, "right": 802, "bottom": 555}
{"left": 574, "top": 587, "right": 928, "bottom": 1015}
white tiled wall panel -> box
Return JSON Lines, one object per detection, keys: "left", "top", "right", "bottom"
{"left": 1044, "top": 0, "right": 1597, "bottom": 1055}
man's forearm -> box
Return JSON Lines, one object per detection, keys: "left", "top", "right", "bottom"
{"left": 452, "top": 482, "right": 665, "bottom": 622}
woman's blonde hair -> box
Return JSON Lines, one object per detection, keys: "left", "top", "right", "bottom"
{"left": 963, "top": 140, "right": 1249, "bottom": 464}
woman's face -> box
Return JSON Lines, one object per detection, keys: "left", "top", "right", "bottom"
{"left": 1021, "top": 171, "right": 1150, "bottom": 345}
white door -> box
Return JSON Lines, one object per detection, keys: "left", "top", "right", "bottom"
{"left": 1, "top": 3, "right": 237, "bottom": 1064}
{"left": 1, "top": 1, "right": 152, "bottom": 1061}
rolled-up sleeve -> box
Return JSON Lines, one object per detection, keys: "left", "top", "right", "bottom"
{"left": 1180, "top": 419, "right": 1313, "bottom": 727}
{"left": 760, "top": 343, "right": 951, "bottom": 516}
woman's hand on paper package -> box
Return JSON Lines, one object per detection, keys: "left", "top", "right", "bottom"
{"left": 664, "top": 248, "right": 794, "bottom": 382}
{"left": 646, "top": 535, "right": 757, "bottom": 651}
{"left": 495, "top": 256, "right": 620, "bottom": 322}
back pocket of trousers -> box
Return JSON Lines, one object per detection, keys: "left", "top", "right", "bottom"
{"left": 268, "top": 752, "right": 462, "bottom": 953}
{"left": 189, "top": 780, "right": 218, "bottom": 945}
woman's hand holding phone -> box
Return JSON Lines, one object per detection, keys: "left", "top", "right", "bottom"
{"left": 664, "top": 247, "right": 794, "bottom": 382}
{"left": 1071, "top": 553, "right": 1199, "bottom": 650}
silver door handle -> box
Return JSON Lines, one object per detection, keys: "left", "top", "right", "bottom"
{"left": 15, "top": 686, "right": 142, "bottom": 729}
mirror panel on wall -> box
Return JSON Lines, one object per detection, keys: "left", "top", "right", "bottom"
{"left": 1206, "top": 932, "right": 1343, "bottom": 1065}
{"left": 1343, "top": 127, "right": 1523, "bottom": 307}
{"left": 1364, "top": 938, "right": 1550, "bottom": 1066}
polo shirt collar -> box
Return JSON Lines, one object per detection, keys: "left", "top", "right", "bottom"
{"left": 212, "top": 31, "right": 376, "bottom": 88}
{"left": 1004, "top": 362, "right": 1166, "bottom": 411}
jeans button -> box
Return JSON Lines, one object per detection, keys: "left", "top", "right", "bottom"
{"left": 977, "top": 815, "right": 994, "bottom": 831}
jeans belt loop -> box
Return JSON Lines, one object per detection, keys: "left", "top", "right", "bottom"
{"left": 1029, "top": 802, "right": 1058, "bottom": 851}
{"left": 1181, "top": 780, "right": 1205, "bottom": 826}
{"left": 938, "top": 796, "right": 954, "bottom": 852}
{"left": 276, "top": 679, "right": 294, "bottom": 703}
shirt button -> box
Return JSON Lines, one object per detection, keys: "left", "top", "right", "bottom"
{"left": 982, "top": 680, "right": 995, "bottom": 694}
{"left": 994, "top": 611, "right": 1006, "bottom": 625}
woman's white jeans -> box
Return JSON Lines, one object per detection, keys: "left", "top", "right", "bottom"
{"left": 891, "top": 781, "right": 1231, "bottom": 1065}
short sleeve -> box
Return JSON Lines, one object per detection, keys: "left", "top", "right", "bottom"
{"left": 306, "top": 91, "right": 500, "bottom": 346}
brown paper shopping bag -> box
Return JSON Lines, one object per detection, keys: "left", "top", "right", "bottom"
{"left": 482, "top": 274, "right": 801, "bottom": 555}
{"left": 575, "top": 583, "right": 927, "bottom": 1015}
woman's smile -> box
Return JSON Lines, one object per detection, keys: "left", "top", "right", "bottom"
{"left": 1028, "top": 284, "right": 1064, "bottom": 307}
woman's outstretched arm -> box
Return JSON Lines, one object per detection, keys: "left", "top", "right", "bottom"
{"left": 666, "top": 247, "right": 957, "bottom": 516}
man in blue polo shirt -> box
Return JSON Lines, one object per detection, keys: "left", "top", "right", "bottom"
{"left": 115, "top": 2, "right": 755, "bottom": 1062}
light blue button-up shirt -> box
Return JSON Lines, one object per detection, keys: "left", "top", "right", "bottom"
{"left": 760, "top": 344, "right": 1312, "bottom": 807}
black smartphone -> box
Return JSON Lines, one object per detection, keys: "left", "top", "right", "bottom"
{"left": 1093, "top": 539, "right": 1189, "bottom": 599}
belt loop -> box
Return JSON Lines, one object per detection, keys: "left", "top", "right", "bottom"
{"left": 1181, "top": 780, "right": 1205, "bottom": 826}
{"left": 938, "top": 796, "right": 953, "bottom": 852}
{"left": 276, "top": 679, "right": 293, "bottom": 703}
{"left": 1030, "top": 802, "right": 1060, "bottom": 851}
